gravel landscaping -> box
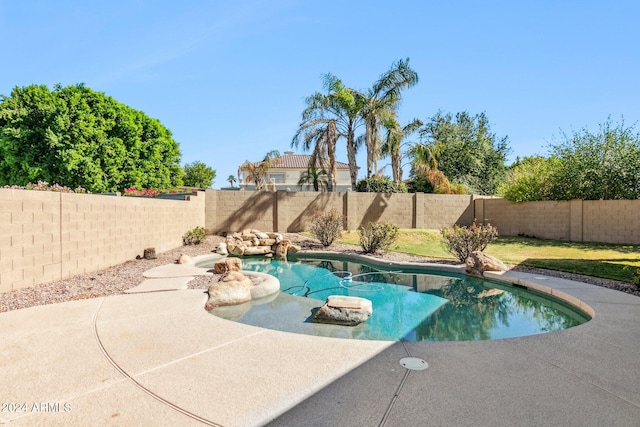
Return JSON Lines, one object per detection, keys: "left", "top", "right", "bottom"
{"left": 1, "top": 234, "right": 638, "bottom": 313}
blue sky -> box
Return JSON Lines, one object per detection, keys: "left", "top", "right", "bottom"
{"left": 1, "top": 1, "right": 638, "bottom": 188}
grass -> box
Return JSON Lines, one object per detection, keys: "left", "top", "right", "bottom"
{"left": 336, "top": 229, "right": 640, "bottom": 284}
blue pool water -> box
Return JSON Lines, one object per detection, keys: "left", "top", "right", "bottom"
{"left": 208, "top": 257, "right": 590, "bottom": 342}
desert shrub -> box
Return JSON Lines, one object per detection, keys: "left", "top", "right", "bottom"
{"left": 358, "top": 221, "right": 399, "bottom": 253}
{"left": 183, "top": 226, "right": 206, "bottom": 245}
{"left": 310, "top": 209, "right": 344, "bottom": 247}
{"left": 441, "top": 222, "right": 498, "bottom": 262}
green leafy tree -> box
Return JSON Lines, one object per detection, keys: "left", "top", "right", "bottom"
{"left": 183, "top": 161, "right": 216, "bottom": 188}
{"left": 227, "top": 175, "right": 237, "bottom": 188}
{"left": 498, "top": 156, "right": 560, "bottom": 202}
{"left": 416, "top": 111, "right": 510, "bottom": 195}
{"left": 0, "top": 84, "right": 182, "bottom": 192}
{"left": 547, "top": 118, "right": 640, "bottom": 200}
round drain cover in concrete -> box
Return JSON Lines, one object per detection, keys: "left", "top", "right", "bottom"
{"left": 399, "top": 357, "right": 428, "bottom": 370}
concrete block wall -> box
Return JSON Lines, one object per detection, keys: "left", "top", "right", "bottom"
{"left": 480, "top": 198, "right": 571, "bottom": 240}
{"left": 1, "top": 189, "right": 62, "bottom": 292}
{"left": 275, "top": 192, "right": 345, "bottom": 232}
{"left": 583, "top": 200, "right": 640, "bottom": 244}
{"left": 206, "top": 191, "right": 478, "bottom": 233}
{"left": 206, "top": 190, "right": 276, "bottom": 234}
{"left": 346, "top": 192, "right": 415, "bottom": 230}
{"left": 1, "top": 189, "right": 205, "bottom": 293}
{"left": 420, "top": 194, "right": 476, "bottom": 229}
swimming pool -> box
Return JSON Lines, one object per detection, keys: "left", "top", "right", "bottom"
{"left": 206, "top": 255, "right": 590, "bottom": 342}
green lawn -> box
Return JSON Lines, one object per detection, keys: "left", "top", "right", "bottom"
{"left": 337, "top": 229, "right": 640, "bottom": 283}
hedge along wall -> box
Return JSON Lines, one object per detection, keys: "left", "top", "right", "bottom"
{"left": 0, "top": 189, "right": 205, "bottom": 293}
{"left": 205, "top": 190, "right": 476, "bottom": 233}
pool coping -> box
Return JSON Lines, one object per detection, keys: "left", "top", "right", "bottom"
{"left": 1, "top": 253, "right": 639, "bottom": 426}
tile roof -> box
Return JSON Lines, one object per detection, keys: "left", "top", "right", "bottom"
{"left": 245, "top": 153, "right": 351, "bottom": 170}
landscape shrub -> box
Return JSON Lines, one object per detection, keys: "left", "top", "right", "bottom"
{"left": 441, "top": 222, "right": 498, "bottom": 262}
{"left": 123, "top": 187, "right": 160, "bottom": 197}
{"left": 356, "top": 176, "right": 407, "bottom": 193}
{"left": 310, "top": 209, "right": 344, "bottom": 247}
{"left": 2, "top": 181, "right": 89, "bottom": 193}
{"left": 632, "top": 268, "right": 640, "bottom": 288}
{"left": 183, "top": 226, "right": 206, "bottom": 245}
{"left": 358, "top": 221, "right": 399, "bottom": 253}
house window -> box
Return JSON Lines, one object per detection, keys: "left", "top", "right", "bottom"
{"left": 268, "top": 173, "right": 285, "bottom": 184}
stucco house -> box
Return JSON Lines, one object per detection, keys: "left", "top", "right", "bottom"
{"left": 238, "top": 151, "right": 353, "bottom": 192}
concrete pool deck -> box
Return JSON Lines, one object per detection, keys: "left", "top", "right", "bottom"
{"left": 1, "top": 261, "right": 639, "bottom": 426}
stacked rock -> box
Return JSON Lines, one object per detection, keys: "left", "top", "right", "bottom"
{"left": 224, "top": 229, "right": 300, "bottom": 258}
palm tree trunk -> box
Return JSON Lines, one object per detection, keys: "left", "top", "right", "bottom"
{"left": 327, "top": 120, "right": 337, "bottom": 192}
{"left": 366, "top": 115, "right": 376, "bottom": 178}
{"left": 392, "top": 150, "right": 402, "bottom": 182}
{"left": 347, "top": 126, "right": 358, "bottom": 190}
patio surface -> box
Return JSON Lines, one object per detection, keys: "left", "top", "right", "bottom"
{"left": 1, "top": 257, "right": 639, "bottom": 426}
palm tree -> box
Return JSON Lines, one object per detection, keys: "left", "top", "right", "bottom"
{"left": 227, "top": 174, "right": 237, "bottom": 188}
{"left": 297, "top": 164, "right": 328, "bottom": 191}
{"left": 361, "top": 58, "right": 419, "bottom": 178}
{"left": 293, "top": 118, "right": 338, "bottom": 191}
{"left": 409, "top": 141, "right": 444, "bottom": 176}
{"left": 238, "top": 150, "right": 281, "bottom": 191}
{"left": 294, "top": 74, "right": 364, "bottom": 191}
{"left": 381, "top": 117, "right": 423, "bottom": 183}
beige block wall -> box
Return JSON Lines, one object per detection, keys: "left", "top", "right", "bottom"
{"left": 421, "top": 194, "right": 476, "bottom": 229}
{"left": 276, "top": 192, "right": 345, "bottom": 232}
{"left": 346, "top": 192, "right": 415, "bottom": 230}
{"left": 482, "top": 199, "right": 571, "bottom": 240}
{"left": 206, "top": 191, "right": 477, "bottom": 232}
{"left": 583, "top": 200, "right": 640, "bottom": 244}
{"left": 1, "top": 189, "right": 62, "bottom": 292}
{"left": 206, "top": 190, "right": 276, "bottom": 233}
{"left": 1, "top": 189, "right": 205, "bottom": 293}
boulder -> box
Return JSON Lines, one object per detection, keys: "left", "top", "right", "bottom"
{"left": 216, "top": 242, "right": 228, "bottom": 255}
{"left": 205, "top": 271, "right": 253, "bottom": 308}
{"left": 311, "top": 296, "right": 373, "bottom": 326}
{"left": 243, "top": 246, "right": 272, "bottom": 256}
{"left": 267, "top": 232, "right": 283, "bottom": 243}
{"left": 213, "top": 257, "right": 242, "bottom": 274}
{"left": 143, "top": 247, "right": 157, "bottom": 260}
{"left": 288, "top": 244, "right": 301, "bottom": 255}
{"left": 241, "top": 231, "right": 256, "bottom": 240}
{"left": 259, "top": 238, "right": 276, "bottom": 246}
{"left": 465, "top": 251, "right": 507, "bottom": 278}
{"left": 274, "top": 239, "right": 291, "bottom": 259}
{"left": 229, "top": 245, "right": 245, "bottom": 256}
{"left": 254, "top": 231, "right": 270, "bottom": 239}
{"left": 177, "top": 254, "right": 192, "bottom": 264}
